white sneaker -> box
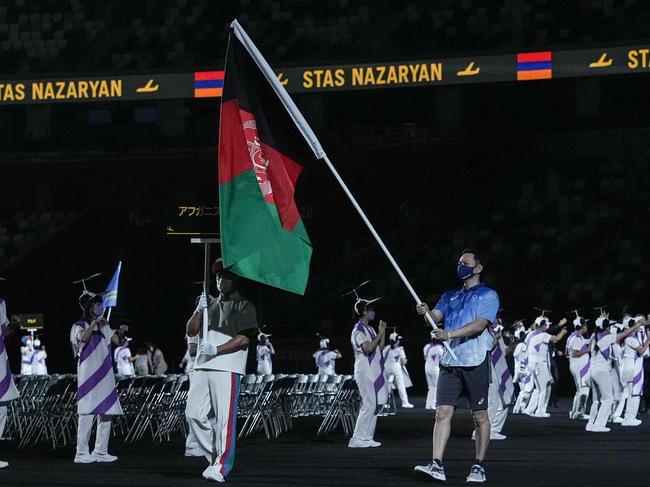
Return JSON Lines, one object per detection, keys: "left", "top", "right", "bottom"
{"left": 367, "top": 439, "right": 381, "bottom": 447}
{"left": 414, "top": 460, "right": 446, "bottom": 481}
{"left": 74, "top": 453, "right": 96, "bottom": 464}
{"left": 184, "top": 449, "right": 204, "bottom": 457}
{"left": 612, "top": 416, "right": 624, "bottom": 424}
{"left": 577, "top": 413, "right": 590, "bottom": 420}
{"left": 202, "top": 465, "right": 225, "bottom": 482}
{"left": 471, "top": 430, "right": 476, "bottom": 440}
{"left": 622, "top": 418, "right": 642, "bottom": 427}
{"left": 0, "top": 460, "right": 8, "bottom": 469}
{"left": 466, "top": 464, "right": 487, "bottom": 483}
{"left": 534, "top": 412, "right": 551, "bottom": 418}
{"left": 585, "top": 423, "right": 610, "bottom": 432}
{"left": 490, "top": 432, "right": 507, "bottom": 440}
{"left": 348, "top": 437, "right": 371, "bottom": 448}
{"left": 91, "top": 452, "right": 118, "bottom": 463}
{"left": 402, "top": 403, "right": 414, "bottom": 408}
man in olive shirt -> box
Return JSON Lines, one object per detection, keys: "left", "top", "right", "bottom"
{"left": 186, "top": 259, "right": 258, "bottom": 483}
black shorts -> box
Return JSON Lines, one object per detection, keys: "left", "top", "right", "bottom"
{"left": 437, "top": 354, "right": 491, "bottom": 411}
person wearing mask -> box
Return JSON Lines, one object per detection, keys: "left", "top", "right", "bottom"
{"left": 383, "top": 331, "right": 414, "bottom": 408}
{"left": 114, "top": 337, "right": 137, "bottom": 377}
{"left": 313, "top": 337, "right": 341, "bottom": 376}
{"left": 566, "top": 314, "right": 591, "bottom": 420}
{"left": 70, "top": 291, "right": 127, "bottom": 463}
{"left": 31, "top": 338, "right": 48, "bottom": 376}
{"left": 414, "top": 249, "right": 499, "bottom": 483}
{"left": 349, "top": 295, "right": 387, "bottom": 448}
{"left": 185, "top": 259, "right": 258, "bottom": 482}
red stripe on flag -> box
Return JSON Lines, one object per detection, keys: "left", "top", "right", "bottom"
{"left": 219, "top": 99, "right": 254, "bottom": 183}
{"left": 517, "top": 51, "right": 552, "bottom": 63}
{"left": 195, "top": 70, "right": 225, "bottom": 81}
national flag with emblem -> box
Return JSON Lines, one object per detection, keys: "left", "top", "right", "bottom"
{"left": 218, "top": 21, "right": 323, "bottom": 295}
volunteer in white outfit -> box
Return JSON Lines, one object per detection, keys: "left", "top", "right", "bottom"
{"left": 71, "top": 292, "right": 127, "bottom": 463}
{"left": 586, "top": 314, "right": 642, "bottom": 432}
{"left": 614, "top": 315, "right": 650, "bottom": 426}
{"left": 349, "top": 296, "right": 388, "bottom": 448}
{"left": 0, "top": 294, "right": 20, "bottom": 469}
{"left": 20, "top": 335, "right": 33, "bottom": 375}
{"left": 31, "top": 339, "right": 48, "bottom": 376}
{"left": 423, "top": 332, "right": 443, "bottom": 410}
{"left": 256, "top": 332, "right": 274, "bottom": 375}
{"left": 485, "top": 324, "right": 514, "bottom": 439}
{"left": 313, "top": 338, "right": 341, "bottom": 376}
{"left": 566, "top": 314, "right": 591, "bottom": 420}
{"left": 512, "top": 328, "right": 534, "bottom": 414}
{"left": 114, "top": 337, "right": 136, "bottom": 376}
{"left": 185, "top": 259, "right": 258, "bottom": 482}
{"left": 523, "top": 315, "right": 567, "bottom": 417}
{"left": 383, "top": 331, "right": 414, "bottom": 408}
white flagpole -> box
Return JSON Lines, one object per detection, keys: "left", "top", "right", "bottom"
{"left": 229, "top": 20, "right": 456, "bottom": 360}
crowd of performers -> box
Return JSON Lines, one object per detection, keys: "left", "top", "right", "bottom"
{"left": 2, "top": 252, "right": 650, "bottom": 483}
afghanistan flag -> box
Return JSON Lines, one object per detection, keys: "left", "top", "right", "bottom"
{"left": 218, "top": 21, "right": 324, "bottom": 295}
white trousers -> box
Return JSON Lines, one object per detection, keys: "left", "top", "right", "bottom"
{"left": 0, "top": 405, "right": 7, "bottom": 440}
{"left": 425, "top": 362, "right": 439, "bottom": 409}
{"left": 569, "top": 362, "right": 590, "bottom": 417}
{"left": 184, "top": 372, "right": 200, "bottom": 453}
{"left": 76, "top": 414, "right": 113, "bottom": 456}
{"left": 526, "top": 361, "right": 551, "bottom": 415}
{"left": 588, "top": 366, "right": 614, "bottom": 427}
{"left": 488, "top": 382, "right": 508, "bottom": 434}
{"left": 185, "top": 370, "right": 239, "bottom": 477}
{"left": 387, "top": 366, "right": 410, "bottom": 405}
{"left": 257, "top": 363, "right": 272, "bottom": 375}
{"left": 352, "top": 371, "right": 378, "bottom": 441}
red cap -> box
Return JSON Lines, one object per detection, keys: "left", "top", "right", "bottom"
{"left": 212, "top": 258, "right": 224, "bottom": 275}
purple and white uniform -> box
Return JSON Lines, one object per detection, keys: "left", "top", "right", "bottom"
{"left": 256, "top": 344, "right": 272, "bottom": 375}
{"left": 423, "top": 342, "right": 443, "bottom": 409}
{"left": 0, "top": 300, "right": 19, "bottom": 403}
{"left": 31, "top": 349, "right": 48, "bottom": 376}
{"left": 313, "top": 349, "right": 338, "bottom": 376}
{"left": 587, "top": 331, "right": 616, "bottom": 428}
{"left": 566, "top": 331, "right": 590, "bottom": 419}
{"left": 488, "top": 336, "right": 513, "bottom": 434}
{"left": 350, "top": 321, "right": 387, "bottom": 443}
{"left": 71, "top": 320, "right": 123, "bottom": 416}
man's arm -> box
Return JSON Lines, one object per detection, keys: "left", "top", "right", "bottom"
{"left": 549, "top": 328, "right": 568, "bottom": 343}
{"left": 214, "top": 334, "right": 250, "bottom": 356}
{"left": 437, "top": 317, "right": 489, "bottom": 340}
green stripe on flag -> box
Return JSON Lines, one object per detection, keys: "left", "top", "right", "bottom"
{"left": 220, "top": 169, "right": 312, "bottom": 295}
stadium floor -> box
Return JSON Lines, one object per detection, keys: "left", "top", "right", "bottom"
{"left": 2, "top": 396, "right": 649, "bottom": 486}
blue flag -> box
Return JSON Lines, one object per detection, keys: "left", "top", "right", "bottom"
{"left": 103, "top": 261, "right": 122, "bottom": 308}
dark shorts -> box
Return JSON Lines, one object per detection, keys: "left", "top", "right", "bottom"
{"left": 437, "top": 354, "right": 491, "bottom": 411}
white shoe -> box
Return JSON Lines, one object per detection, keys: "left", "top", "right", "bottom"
{"left": 621, "top": 418, "right": 642, "bottom": 427}
{"left": 466, "top": 464, "right": 487, "bottom": 483}
{"left": 91, "top": 452, "right": 118, "bottom": 463}
{"left": 534, "top": 412, "right": 550, "bottom": 418}
{"left": 585, "top": 423, "right": 610, "bottom": 432}
{"left": 367, "top": 439, "right": 381, "bottom": 447}
{"left": 184, "top": 449, "right": 204, "bottom": 457}
{"left": 74, "top": 453, "right": 96, "bottom": 464}
{"left": 471, "top": 430, "right": 476, "bottom": 440}
{"left": 202, "top": 465, "right": 225, "bottom": 482}
{"left": 577, "top": 413, "right": 590, "bottom": 420}
{"left": 612, "top": 416, "right": 624, "bottom": 424}
{"left": 348, "top": 437, "right": 371, "bottom": 448}
{"left": 402, "top": 403, "right": 414, "bottom": 408}
{"left": 490, "top": 432, "right": 507, "bottom": 440}
{"left": 414, "top": 460, "right": 446, "bottom": 481}
{"left": 0, "top": 460, "right": 8, "bottom": 469}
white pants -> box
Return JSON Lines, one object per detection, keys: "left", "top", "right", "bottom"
{"left": 526, "top": 361, "right": 551, "bottom": 415}
{"left": 352, "top": 371, "right": 378, "bottom": 441}
{"left": 76, "top": 414, "right": 113, "bottom": 456}
{"left": 425, "top": 362, "right": 439, "bottom": 409}
{"left": 185, "top": 370, "right": 239, "bottom": 477}
{"left": 0, "top": 405, "right": 7, "bottom": 440}
{"left": 588, "top": 366, "right": 614, "bottom": 427}
{"left": 184, "top": 372, "right": 199, "bottom": 453}
{"left": 257, "top": 363, "right": 272, "bottom": 375}
{"left": 569, "top": 361, "right": 590, "bottom": 417}
{"left": 387, "top": 366, "right": 410, "bottom": 405}
{"left": 488, "top": 381, "right": 508, "bottom": 434}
